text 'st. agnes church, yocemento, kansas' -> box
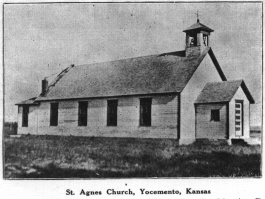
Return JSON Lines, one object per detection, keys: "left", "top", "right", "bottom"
{"left": 16, "top": 19, "right": 255, "bottom": 145}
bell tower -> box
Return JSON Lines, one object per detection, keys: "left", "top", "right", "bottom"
{"left": 183, "top": 15, "right": 214, "bottom": 57}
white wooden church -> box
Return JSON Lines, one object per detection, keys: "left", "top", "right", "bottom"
{"left": 16, "top": 19, "right": 255, "bottom": 145}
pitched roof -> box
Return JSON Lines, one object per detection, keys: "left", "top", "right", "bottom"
{"left": 35, "top": 47, "right": 218, "bottom": 101}
{"left": 183, "top": 22, "right": 214, "bottom": 33}
{"left": 195, "top": 80, "right": 255, "bottom": 104}
{"left": 15, "top": 97, "right": 38, "bottom": 105}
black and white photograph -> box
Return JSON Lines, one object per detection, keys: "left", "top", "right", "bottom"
{"left": 3, "top": 1, "right": 262, "bottom": 181}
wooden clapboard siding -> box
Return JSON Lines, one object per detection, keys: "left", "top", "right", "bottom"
{"left": 118, "top": 97, "right": 139, "bottom": 127}
{"left": 58, "top": 101, "right": 78, "bottom": 125}
{"left": 181, "top": 53, "right": 223, "bottom": 139}
{"left": 29, "top": 93, "right": 179, "bottom": 139}
{"left": 87, "top": 99, "right": 106, "bottom": 128}
{"left": 152, "top": 94, "right": 178, "bottom": 128}
{"left": 17, "top": 105, "right": 38, "bottom": 134}
{"left": 195, "top": 103, "right": 227, "bottom": 139}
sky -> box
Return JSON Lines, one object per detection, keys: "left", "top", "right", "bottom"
{"left": 4, "top": 2, "right": 262, "bottom": 126}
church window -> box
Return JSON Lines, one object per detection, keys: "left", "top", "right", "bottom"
{"left": 211, "top": 109, "right": 220, "bottom": 121}
{"left": 140, "top": 98, "right": 152, "bottom": 126}
{"left": 78, "top": 101, "right": 88, "bottom": 126}
{"left": 107, "top": 100, "right": 118, "bottom": 126}
{"left": 50, "top": 103, "right": 59, "bottom": 126}
{"left": 22, "top": 106, "right": 29, "bottom": 127}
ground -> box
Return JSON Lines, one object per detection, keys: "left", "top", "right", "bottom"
{"left": 4, "top": 135, "right": 261, "bottom": 178}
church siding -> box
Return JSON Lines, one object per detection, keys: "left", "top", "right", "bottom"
{"left": 180, "top": 54, "right": 223, "bottom": 141}
{"left": 195, "top": 103, "right": 228, "bottom": 139}
{"left": 27, "top": 93, "right": 179, "bottom": 138}
{"left": 17, "top": 105, "right": 38, "bottom": 135}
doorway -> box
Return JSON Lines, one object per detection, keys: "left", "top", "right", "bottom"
{"left": 235, "top": 100, "right": 243, "bottom": 137}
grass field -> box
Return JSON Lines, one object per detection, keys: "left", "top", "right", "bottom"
{"left": 4, "top": 135, "right": 261, "bottom": 178}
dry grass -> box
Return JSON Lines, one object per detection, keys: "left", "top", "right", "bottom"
{"left": 4, "top": 135, "right": 261, "bottom": 178}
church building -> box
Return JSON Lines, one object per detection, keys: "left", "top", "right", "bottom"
{"left": 16, "top": 19, "right": 255, "bottom": 145}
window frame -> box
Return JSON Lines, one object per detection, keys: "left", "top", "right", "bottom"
{"left": 22, "top": 106, "right": 29, "bottom": 127}
{"left": 78, "top": 101, "right": 88, "bottom": 126}
{"left": 140, "top": 98, "right": 152, "bottom": 127}
{"left": 50, "top": 103, "right": 59, "bottom": 126}
{"left": 107, "top": 99, "right": 118, "bottom": 126}
{"left": 210, "top": 109, "right": 220, "bottom": 122}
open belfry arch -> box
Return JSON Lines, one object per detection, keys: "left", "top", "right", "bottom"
{"left": 16, "top": 16, "right": 255, "bottom": 145}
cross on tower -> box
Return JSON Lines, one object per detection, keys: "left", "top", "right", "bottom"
{"left": 195, "top": 10, "right": 199, "bottom": 23}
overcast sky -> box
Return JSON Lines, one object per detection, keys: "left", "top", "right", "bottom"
{"left": 4, "top": 2, "right": 262, "bottom": 126}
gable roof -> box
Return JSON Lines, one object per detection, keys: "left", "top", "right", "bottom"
{"left": 195, "top": 80, "right": 255, "bottom": 104}
{"left": 34, "top": 47, "right": 226, "bottom": 101}
{"left": 183, "top": 22, "right": 214, "bottom": 33}
{"left": 15, "top": 97, "right": 38, "bottom": 105}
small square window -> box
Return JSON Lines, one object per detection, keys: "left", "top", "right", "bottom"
{"left": 211, "top": 109, "right": 220, "bottom": 121}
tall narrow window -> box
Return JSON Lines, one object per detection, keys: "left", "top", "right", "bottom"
{"left": 22, "top": 106, "right": 29, "bottom": 127}
{"left": 78, "top": 101, "right": 88, "bottom": 126}
{"left": 50, "top": 103, "right": 59, "bottom": 126}
{"left": 107, "top": 100, "right": 118, "bottom": 126}
{"left": 140, "top": 98, "right": 152, "bottom": 126}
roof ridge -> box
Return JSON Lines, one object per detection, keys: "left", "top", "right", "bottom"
{"left": 208, "top": 79, "right": 243, "bottom": 84}
{"left": 75, "top": 50, "right": 186, "bottom": 68}
{"left": 225, "top": 79, "right": 243, "bottom": 82}
{"left": 195, "top": 79, "right": 254, "bottom": 104}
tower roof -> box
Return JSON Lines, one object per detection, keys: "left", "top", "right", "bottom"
{"left": 183, "top": 21, "right": 214, "bottom": 33}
